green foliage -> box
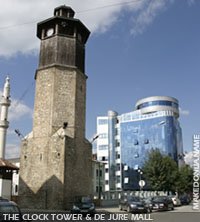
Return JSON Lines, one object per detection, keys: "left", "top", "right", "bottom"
{"left": 142, "top": 149, "right": 178, "bottom": 192}
{"left": 142, "top": 149, "right": 194, "bottom": 194}
{"left": 175, "top": 164, "right": 193, "bottom": 194}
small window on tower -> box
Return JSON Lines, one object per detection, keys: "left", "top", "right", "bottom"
{"left": 61, "top": 21, "right": 67, "bottom": 27}
{"left": 78, "top": 33, "right": 82, "bottom": 42}
{"left": 15, "top": 185, "right": 18, "bottom": 193}
{"left": 46, "top": 28, "right": 54, "bottom": 37}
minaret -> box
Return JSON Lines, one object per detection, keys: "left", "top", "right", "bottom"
{"left": 0, "top": 77, "right": 11, "bottom": 158}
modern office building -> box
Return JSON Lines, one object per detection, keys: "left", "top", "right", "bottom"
{"left": 96, "top": 96, "right": 183, "bottom": 191}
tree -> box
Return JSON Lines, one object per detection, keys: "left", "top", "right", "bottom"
{"left": 142, "top": 149, "right": 178, "bottom": 192}
{"left": 175, "top": 164, "right": 193, "bottom": 194}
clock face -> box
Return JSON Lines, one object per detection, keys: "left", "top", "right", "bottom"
{"left": 46, "top": 28, "right": 54, "bottom": 37}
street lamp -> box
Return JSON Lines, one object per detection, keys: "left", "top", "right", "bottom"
{"left": 138, "top": 169, "right": 143, "bottom": 190}
{"left": 91, "top": 134, "right": 99, "bottom": 143}
{"left": 137, "top": 168, "right": 145, "bottom": 196}
{"left": 91, "top": 134, "right": 102, "bottom": 199}
{"left": 138, "top": 169, "right": 143, "bottom": 182}
{"left": 14, "top": 129, "right": 25, "bottom": 140}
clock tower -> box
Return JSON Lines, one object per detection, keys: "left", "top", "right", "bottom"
{"left": 19, "top": 6, "right": 92, "bottom": 210}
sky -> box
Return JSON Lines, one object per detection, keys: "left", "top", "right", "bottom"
{"left": 0, "top": 0, "right": 199, "bottom": 160}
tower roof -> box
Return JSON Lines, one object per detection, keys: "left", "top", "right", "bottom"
{"left": 36, "top": 5, "right": 90, "bottom": 44}
{"left": 54, "top": 5, "right": 75, "bottom": 18}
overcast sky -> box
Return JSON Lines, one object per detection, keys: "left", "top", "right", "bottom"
{"left": 0, "top": 0, "right": 199, "bottom": 161}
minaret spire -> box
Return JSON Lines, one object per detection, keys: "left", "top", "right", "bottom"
{"left": 0, "top": 76, "right": 11, "bottom": 158}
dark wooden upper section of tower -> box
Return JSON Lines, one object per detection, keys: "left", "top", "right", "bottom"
{"left": 37, "top": 5, "right": 90, "bottom": 73}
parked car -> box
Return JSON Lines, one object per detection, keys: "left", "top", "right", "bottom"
{"left": 168, "top": 195, "right": 181, "bottom": 206}
{"left": 141, "top": 197, "right": 153, "bottom": 212}
{"left": 119, "top": 195, "right": 150, "bottom": 213}
{"left": 71, "top": 196, "right": 95, "bottom": 215}
{"left": 179, "top": 194, "right": 191, "bottom": 205}
{"left": 152, "top": 196, "right": 174, "bottom": 211}
{"left": 0, "top": 197, "right": 22, "bottom": 221}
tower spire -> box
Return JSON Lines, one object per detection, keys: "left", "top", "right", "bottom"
{"left": 0, "top": 76, "right": 11, "bottom": 158}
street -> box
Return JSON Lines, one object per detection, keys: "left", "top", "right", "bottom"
{"left": 96, "top": 201, "right": 200, "bottom": 222}
{"left": 18, "top": 201, "right": 200, "bottom": 222}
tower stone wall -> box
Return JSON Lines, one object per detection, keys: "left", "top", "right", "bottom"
{"left": 19, "top": 6, "right": 92, "bottom": 209}
{"left": 33, "top": 66, "right": 87, "bottom": 139}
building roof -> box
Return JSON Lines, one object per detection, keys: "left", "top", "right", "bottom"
{"left": 0, "top": 158, "right": 19, "bottom": 170}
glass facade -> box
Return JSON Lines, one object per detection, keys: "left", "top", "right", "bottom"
{"left": 120, "top": 114, "right": 182, "bottom": 190}
{"left": 136, "top": 100, "right": 178, "bottom": 110}
{"left": 96, "top": 96, "right": 183, "bottom": 192}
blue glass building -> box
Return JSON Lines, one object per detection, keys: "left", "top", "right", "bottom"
{"left": 96, "top": 96, "right": 183, "bottom": 191}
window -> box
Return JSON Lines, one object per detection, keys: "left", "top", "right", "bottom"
{"left": 99, "top": 170, "right": 102, "bottom": 177}
{"left": 137, "top": 100, "right": 178, "bottom": 110}
{"left": 77, "top": 33, "right": 82, "bottom": 42}
{"left": 116, "top": 141, "right": 120, "bottom": 147}
{"left": 100, "top": 186, "right": 102, "bottom": 192}
{"left": 116, "top": 154, "right": 120, "bottom": 159}
{"left": 98, "top": 145, "right": 108, "bottom": 150}
{"left": 105, "top": 168, "right": 109, "bottom": 173}
{"left": 98, "top": 119, "right": 108, "bottom": 125}
{"left": 116, "top": 176, "right": 121, "bottom": 183}
{"left": 15, "top": 185, "right": 18, "bottom": 193}
{"left": 99, "top": 133, "right": 108, "bottom": 139}
{"left": 115, "top": 128, "right": 118, "bottom": 135}
{"left": 116, "top": 164, "right": 121, "bottom": 171}
{"left": 105, "top": 180, "right": 109, "bottom": 185}
{"left": 168, "top": 152, "right": 172, "bottom": 157}
{"left": 124, "top": 165, "right": 128, "bottom": 171}
{"left": 134, "top": 152, "right": 139, "bottom": 158}
{"left": 124, "top": 178, "right": 129, "bottom": 184}
{"left": 96, "top": 169, "right": 98, "bottom": 177}
{"left": 96, "top": 186, "right": 99, "bottom": 192}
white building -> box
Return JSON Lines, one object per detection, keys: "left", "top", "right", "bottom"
{"left": 96, "top": 116, "right": 110, "bottom": 191}
{"left": 9, "top": 158, "right": 20, "bottom": 196}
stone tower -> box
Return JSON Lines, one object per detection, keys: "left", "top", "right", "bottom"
{"left": 19, "top": 5, "right": 92, "bottom": 210}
